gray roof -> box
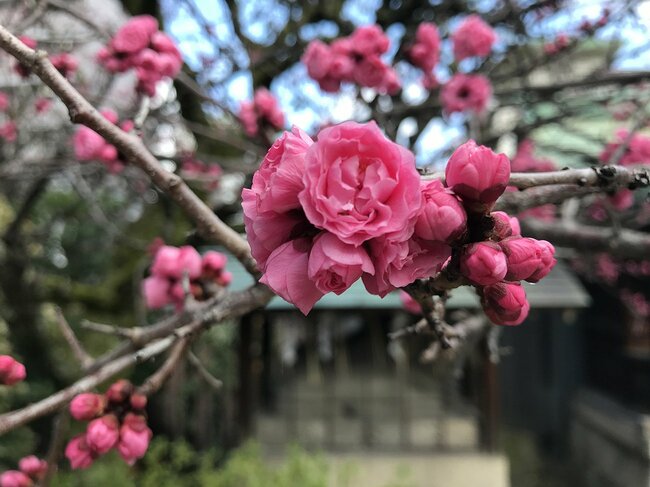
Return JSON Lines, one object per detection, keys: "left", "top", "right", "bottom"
{"left": 222, "top": 251, "right": 590, "bottom": 311}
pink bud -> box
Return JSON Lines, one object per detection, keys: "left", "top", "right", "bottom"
{"left": 106, "top": 379, "right": 133, "bottom": 403}
{"left": 69, "top": 393, "right": 105, "bottom": 421}
{"left": 481, "top": 282, "right": 530, "bottom": 326}
{"left": 460, "top": 242, "right": 507, "bottom": 286}
{"left": 0, "top": 470, "right": 32, "bottom": 487}
{"left": 65, "top": 435, "right": 94, "bottom": 470}
{"left": 415, "top": 180, "right": 467, "bottom": 243}
{"left": 491, "top": 211, "right": 514, "bottom": 240}
{"left": 86, "top": 414, "right": 120, "bottom": 454}
{"left": 500, "top": 237, "right": 543, "bottom": 281}
{"left": 151, "top": 245, "right": 202, "bottom": 279}
{"left": 117, "top": 413, "right": 153, "bottom": 465}
{"left": 201, "top": 251, "right": 227, "bottom": 275}
{"left": 142, "top": 276, "right": 171, "bottom": 309}
{"left": 445, "top": 140, "right": 511, "bottom": 211}
{"left": 18, "top": 456, "right": 46, "bottom": 480}
{"left": 130, "top": 393, "right": 147, "bottom": 411}
{"left": 527, "top": 240, "right": 556, "bottom": 283}
{"left": 0, "top": 355, "right": 26, "bottom": 386}
{"left": 216, "top": 270, "right": 232, "bottom": 287}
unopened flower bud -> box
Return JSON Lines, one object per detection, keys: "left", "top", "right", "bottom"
{"left": 70, "top": 393, "right": 105, "bottom": 421}
{"left": 445, "top": 140, "right": 510, "bottom": 212}
{"left": 481, "top": 282, "right": 530, "bottom": 326}
{"left": 86, "top": 414, "right": 120, "bottom": 455}
{"left": 460, "top": 242, "right": 507, "bottom": 286}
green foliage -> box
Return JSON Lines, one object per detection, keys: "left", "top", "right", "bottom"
{"left": 51, "top": 438, "right": 414, "bottom": 487}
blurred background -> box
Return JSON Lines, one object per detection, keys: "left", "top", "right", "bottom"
{"left": 0, "top": 0, "right": 649, "bottom": 486}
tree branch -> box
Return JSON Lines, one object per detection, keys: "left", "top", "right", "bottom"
{"left": 522, "top": 219, "right": 650, "bottom": 260}
{"left": 0, "top": 283, "right": 272, "bottom": 435}
{"left": 0, "top": 24, "right": 259, "bottom": 276}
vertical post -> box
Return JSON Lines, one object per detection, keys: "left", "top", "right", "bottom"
{"left": 479, "top": 334, "right": 500, "bottom": 452}
{"left": 237, "top": 312, "right": 253, "bottom": 443}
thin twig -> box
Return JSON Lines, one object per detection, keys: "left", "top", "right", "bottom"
{"left": 54, "top": 307, "right": 93, "bottom": 369}
{"left": 187, "top": 352, "right": 223, "bottom": 390}
{"left": 137, "top": 337, "right": 191, "bottom": 396}
{"left": 0, "top": 24, "right": 258, "bottom": 276}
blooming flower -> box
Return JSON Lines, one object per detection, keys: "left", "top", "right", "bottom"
{"left": 299, "top": 121, "right": 422, "bottom": 246}
{"left": 440, "top": 74, "right": 492, "bottom": 114}
{"left": 362, "top": 237, "right": 451, "bottom": 297}
{"left": 451, "top": 15, "right": 497, "bottom": 61}
{"left": 308, "top": 232, "right": 374, "bottom": 295}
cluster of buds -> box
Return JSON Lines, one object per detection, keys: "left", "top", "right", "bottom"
{"left": 142, "top": 245, "right": 232, "bottom": 310}
{"left": 238, "top": 88, "right": 285, "bottom": 137}
{"left": 180, "top": 156, "right": 222, "bottom": 191}
{"left": 543, "top": 33, "right": 570, "bottom": 55}
{"left": 97, "top": 15, "right": 183, "bottom": 96}
{"left": 0, "top": 355, "right": 26, "bottom": 386}
{"left": 301, "top": 25, "right": 400, "bottom": 94}
{"left": 443, "top": 141, "right": 557, "bottom": 325}
{"left": 72, "top": 109, "right": 134, "bottom": 173}
{"left": 0, "top": 456, "right": 47, "bottom": 487}
{"left": 579, "top": 8, "right": 610, "bottom": 33}
{"left": 243, "top": 121, "right": 557, "bottom": 321}
{"left": 65, "top": 380, "right": 152, "bottom": 469}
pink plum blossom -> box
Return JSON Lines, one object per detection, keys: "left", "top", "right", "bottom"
{"left": 308, "top": 232, "right": 374, "bottom": 295}
{"left": 440, "top": 74, "right": 492, "bottom": 114}
{"left": 451, "top": 15, "right": 497, "bottom": 61}
{"left": 415, "top": 179, "right": 467, "bottom": 243}
{"left": 299, "top": 121, "right": 422, "bottom": 246}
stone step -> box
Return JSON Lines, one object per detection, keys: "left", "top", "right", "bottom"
{"left": 255, "top": 414, "right": 479, "bottom": 450}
